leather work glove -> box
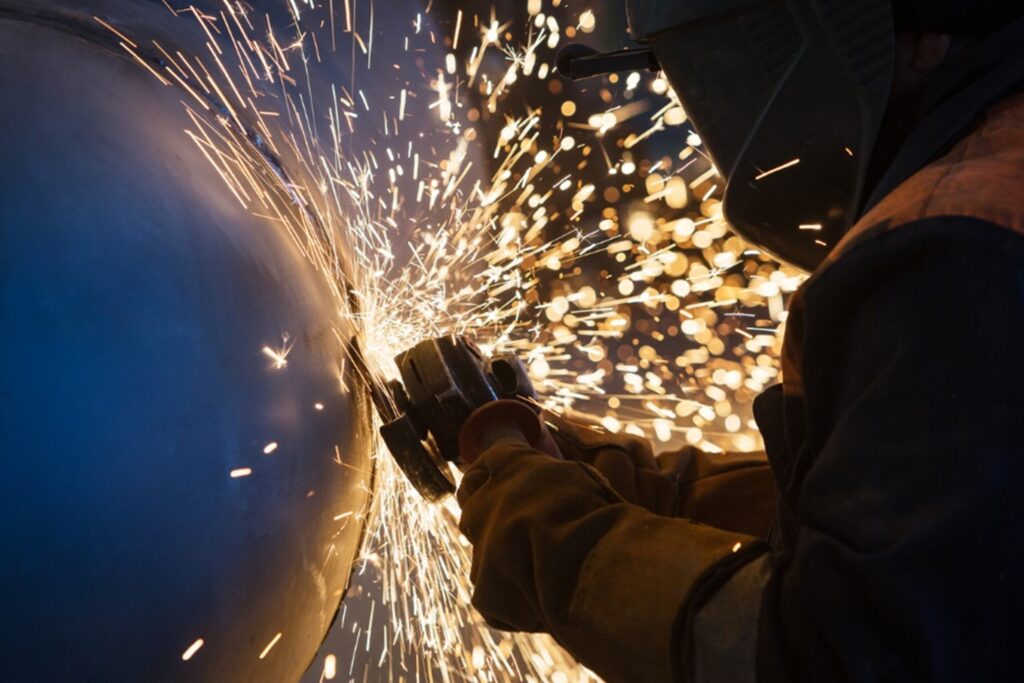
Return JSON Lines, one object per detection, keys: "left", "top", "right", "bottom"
{"left": 544, "top": 413, "right": 682, "bottom": 516}
{"left": 456, "top": 439, "right": 758, "bottom": 683}
{"left": 545, "top": 413, "right": 776, "bottom": 537}
{"left": 456, "top": 402, "right": 676, "bottom": 515}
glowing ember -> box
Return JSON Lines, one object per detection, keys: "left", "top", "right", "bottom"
{"left": 262, "top": 346, "right": 291, "bottom": 370}
{"left": 323, "top": 653, "right": 337, "bottom": 679}
{"left": 755, "top": 157, "right": 802, "bottom": 181}
{"left": 259, "top": 632, "right": 283, "bottom": 659}
{"left": 181, "top": 638, "right": 204, "bottom": 662}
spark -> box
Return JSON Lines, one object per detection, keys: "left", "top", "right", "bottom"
{"left": 229, "top": 468, "right": 252, "bottom": 478}
{"left": 755, "top": 158, "right": 801, "bottom": 181}
{"left": 263, "top": 442, "right": 279, "bottom": 454}
{"left": 452, "top": 9, "right": 463, "bottom": 51}
{"left": 435, "top": 71, "right": 452, "bottom": 122}
{"left": 262, "top": 344, "right": 291, "bottom": 369}
{"left": 117, "top": 41, "right": 171, "bottom": 86}
{"left": 181, "top": 638, "right": 204, "bottom": 661}
{"left": 259, "top": 632, "right": 283, "bottom": 659}
{"left": 93, "top": 16, "right": 137, "bottom": 48}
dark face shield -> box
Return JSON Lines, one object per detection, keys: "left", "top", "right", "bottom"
{"left": 626, "top": 0, "right": 895, "bottom": 270}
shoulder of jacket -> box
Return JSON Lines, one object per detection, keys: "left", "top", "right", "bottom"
{"left": 822, "top": 93, "right": 1024, "bottom": 271}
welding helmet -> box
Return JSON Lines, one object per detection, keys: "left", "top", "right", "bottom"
{"left": 629, "top": 0, "right": 896, "bottom": 270}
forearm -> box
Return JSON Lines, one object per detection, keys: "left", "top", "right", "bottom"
{"left": 551, "top": 506, "right": 763, "bottom": 683}
{"left": 457, "top": 436, "right": 765, "bottom": 683}
{"left": 659, "top": 447, "right": 775, "bottom": 537}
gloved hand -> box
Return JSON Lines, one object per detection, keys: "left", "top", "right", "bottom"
{"left": 546, "top": 413, "right": 776, "bottom": 537}
{"left": 457, "top": 438, "right": 758, "bottom": 682}
{"left": 459, "top": 405, "right": 681, "bottom": 515}
{"left": 458, "top": 404, "right": 776, "bottom": 537}
{"left": 544, "top": 413, "right": 683, "bottom": 516}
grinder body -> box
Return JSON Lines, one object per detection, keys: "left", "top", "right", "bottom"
{"left": 375, "top": 337, "right": 537, "bottom": 501}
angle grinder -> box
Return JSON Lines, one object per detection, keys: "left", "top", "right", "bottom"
{"left": 359, "top": 336, "right": 540, "bottom": 501}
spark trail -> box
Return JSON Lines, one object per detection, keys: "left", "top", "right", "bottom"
{"left": 111, "top": 1, "right": 804, "bottom": 680}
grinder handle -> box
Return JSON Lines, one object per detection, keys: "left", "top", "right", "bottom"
{"left": 457, "top": 399, "right": 561, "bottom": 466}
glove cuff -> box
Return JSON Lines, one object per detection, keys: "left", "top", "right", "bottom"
{"left": 552, "top": 508, "right": 758, "bottom": 682}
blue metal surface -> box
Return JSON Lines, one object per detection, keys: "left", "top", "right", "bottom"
{"left": 0, "top": 4, "right": 376, "bottom": 680}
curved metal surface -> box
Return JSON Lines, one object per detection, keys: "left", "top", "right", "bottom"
{"left": 0, "top": 6, "right": 374, "bottom": 681}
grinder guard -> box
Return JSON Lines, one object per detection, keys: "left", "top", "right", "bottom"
{"left": 377, "top": 337, "right": 537, "bottom": 501}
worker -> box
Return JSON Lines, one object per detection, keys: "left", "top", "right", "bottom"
{"left": 455, "top": 1, "right": 1024, "bottom": 680}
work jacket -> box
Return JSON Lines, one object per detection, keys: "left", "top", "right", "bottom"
{"left": 692, "top": 20, "right": 1024, "bottom": 683}
{"left": 530, "top": 18, "right": 1024, "bottom": 683}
